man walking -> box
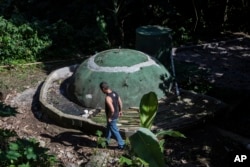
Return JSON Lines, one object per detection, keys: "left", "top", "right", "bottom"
{"left": 99, "top": 81, "right": 125, "bottom": 149}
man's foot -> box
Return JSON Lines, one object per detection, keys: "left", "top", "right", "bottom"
{"left": 117, "top": 144, "right": 125, "bottom": 150}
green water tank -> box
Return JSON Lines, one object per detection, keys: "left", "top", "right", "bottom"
{"left": 136, "top": 25, "right": 172, "bottom": 69}
{"left": 68, "top": 48, "right": 172, "bottom": 109}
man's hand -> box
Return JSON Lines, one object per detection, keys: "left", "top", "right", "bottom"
{"left": 119, "top": 111, "right": 123, "bottom": 117}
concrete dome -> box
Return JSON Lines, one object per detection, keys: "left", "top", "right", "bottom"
{"left": 68, "top": 49, "right": 172, "bottom": 109}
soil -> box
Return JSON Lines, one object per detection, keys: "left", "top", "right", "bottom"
{"left": 1, "top": 32, "right": 250, "bottom": 167}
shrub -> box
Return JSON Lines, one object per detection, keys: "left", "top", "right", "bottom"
{"left": 0, "top": 16, "right": 52, "bottom": 65}
{"left": 0, "top": 102, "right": 59, "bottom": 167}
{"left": 0, "top": 138, "right": 59, "bottom": 167}
{"left": 120, "top": 92, "right": 186, "bottom": 167}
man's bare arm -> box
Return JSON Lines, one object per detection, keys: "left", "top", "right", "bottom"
{"left": 118, "top": 97, "right": 123, "bottom": 116}
{"left": 118, "top": 97, "right": 122, "bottom": 111}
{"left": 106, "top": 96, "right": 114, "bottom": 119}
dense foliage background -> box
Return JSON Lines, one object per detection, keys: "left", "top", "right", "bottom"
{"left": 0, "top": 0, "right": 249, "bottom": 65}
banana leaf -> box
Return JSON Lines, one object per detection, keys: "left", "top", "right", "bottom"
{"left": 139, "top": 92, "right": 158, "bottom": 129}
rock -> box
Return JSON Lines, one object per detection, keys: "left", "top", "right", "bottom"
{"left": 85, "top": 152, "right": 110, "bottom": 167}
{"left": 66, "top": 152, "right": 74, "bottom": 159}
{"left": 64, "top": 162, "right": 79, "bottom": 167}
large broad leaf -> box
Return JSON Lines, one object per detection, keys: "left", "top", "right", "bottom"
{"left": 139, "top": 92, "right": 158, "bottom": 129}
{"left": 129, "top": 127, "right": 166, "bottom": 167}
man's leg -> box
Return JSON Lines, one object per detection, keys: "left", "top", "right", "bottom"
{"left": 106, "top": 122, "right": 112, "bottom": 145}
{"left": 109, "top": 119, "right": 124, "bottom": 148}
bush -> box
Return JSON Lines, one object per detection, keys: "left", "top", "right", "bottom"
{"left": 120, "top": 92, "right": 186, "bottom": 167}
{"left": 0, "top": 102, "right": 59, "bottom": 167}
{"left": 0, "top": 16, "right": 52, "bottom": 65}
{"left": 0, "top": 138, "right": 59, "bottom": 167}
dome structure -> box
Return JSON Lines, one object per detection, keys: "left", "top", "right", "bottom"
{"left": 68, "top": 49, "right": 172, "bottom": 109}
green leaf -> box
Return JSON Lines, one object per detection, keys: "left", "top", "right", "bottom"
{"left": 158, "top": 139, "right": 165, "bottom": 152}
{"left": 24, "top": 147, "right": 37, "bottom": 160}
{"left": 156, "top": 129, "right": 186, "bottom": 139}
{"left": 9, "top": 142, "right": 19, "bottom": 151}
{"left": 139, "top": 92, "right": 158, "bottom": 129}
{"left": 6, "top": 150, "right": 21, "bottom": 160}
{"left": 18, "top": 162, "right": 30, "bottom": 167}
{"left": 129, "top": 127, "right": 166, "bottom": 167}
{"left": 0, "top": 129, "right": 17, "bottom": 139}
{"left": 0, "top": 103, "right": 18, "bottom": 117}
{"left": 96, "top": 130, "right": 103, "bottom": 137}
{"left": 119, "top": 156, "right": 133, "bottom": 165}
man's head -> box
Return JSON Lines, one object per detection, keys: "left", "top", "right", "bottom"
{"left": 100, "top": 81, "right": 109, "bottom": 93}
